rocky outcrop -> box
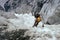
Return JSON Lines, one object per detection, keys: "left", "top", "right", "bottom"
{"left": 0, "top": 0, "right": 8, "bottom": 8}
{"left": 39, "top": 0, "right": 60, "bottom": 25}
{"left": 0, "top": 5, "right": 4, "bottom": 11}
{"left": 4, "top": 0, "right": 33, "bottom": 12}
{"left": 0, "top": 11, "right": 17, "bottom": 19}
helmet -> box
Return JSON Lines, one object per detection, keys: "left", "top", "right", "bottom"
{"left": 35, "top": 14, "right": 40, "bottom": 18}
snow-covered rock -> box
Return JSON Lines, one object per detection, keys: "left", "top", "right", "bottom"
{"left": 0, "top": 5, "right": 4, "bottom": 11}
{"left": 4, "top": 0, "right": 33, "bottom": 12}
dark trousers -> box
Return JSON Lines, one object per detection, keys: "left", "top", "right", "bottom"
{"left": 33, "top": 21, "right": 39, "bottom": 27}
{"left": 33, "top": 21, "right": 44, "bottom": 27}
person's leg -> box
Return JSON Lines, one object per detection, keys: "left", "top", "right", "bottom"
{"left": 42, "top": 23, "right": 44, "bottom": 27}
{"left": 35, "top": 22, "right": 39, "bottom": 27}
{"left": 33, "top": 21, "right": 39, "bottom": 27}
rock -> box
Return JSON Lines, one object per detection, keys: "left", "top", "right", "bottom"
{"left": 0, "top": 5, "right": 4, "bottom": 11}
{"left": 0, "top": 16, "right": 9, "bottom": 26}
{"left": 0, "top": 11, "right": 17, "bottom": 19}
{"left": 4, "top": 0, "right": 33, "bottom": 12}
{"left": 39, "top": 0, "right": 60, "bottom": 25}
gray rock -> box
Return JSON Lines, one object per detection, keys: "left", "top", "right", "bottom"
{"left": 4, "top": 0, "right": 33, "bottom": 12}
{"left": 0, "top": 0, "right": 8, "bottom": 8}
{"left": 0, "top": 5, "right": 4, "bottom": 11}
{"left": 0, "top": 16, "right": 9, "bottom": 26}
{"left": 39, "top": 0, "right": 60, "bottom": 25}
{"left": 1, "top": 11, "right": 17, "bottom": 19}
{"left": 0, "top": 11, "right": 17, "bottom": 19}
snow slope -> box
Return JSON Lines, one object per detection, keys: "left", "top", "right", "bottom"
{"left": 7, "top": 13, "right": 60, "bottom": 40}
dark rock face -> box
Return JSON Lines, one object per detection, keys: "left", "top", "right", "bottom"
{"left": 0, "top": 5, "right": 4, "bottom": 11}
{"left": 33, "top": 2, "right": 44, "bottom": 16}
{"left": 0, "top": 29, "right": 30, "bottom": 40}
{"left": 4, "top": 0, "right": 10, "bottom": 12}
{"left": 39, "top": 0, "right": 60, "bottom": 25}
{"left": 4, "top": 0, "right": 33, "bottom": 12}
{"left": 31, "top": 0, "right": 47, "bottom": 16}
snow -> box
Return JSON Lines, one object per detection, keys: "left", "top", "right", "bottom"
{"left": 8, "top": 13, "right": 35, "bottom": 29}
{"left": 7, "top": 13, "right": 60, "bottom": 40}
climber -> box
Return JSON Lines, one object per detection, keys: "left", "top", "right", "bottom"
{"left": 33, "top": 14, "right": 44, "bottom": 27}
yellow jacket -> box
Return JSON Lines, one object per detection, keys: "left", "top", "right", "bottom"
{"left": 36, "top": 16, "right": 42, "bottom": 23}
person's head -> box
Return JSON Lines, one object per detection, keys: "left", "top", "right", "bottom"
{"left": 35, "top": 14, "right": 40, "bottom": 18}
